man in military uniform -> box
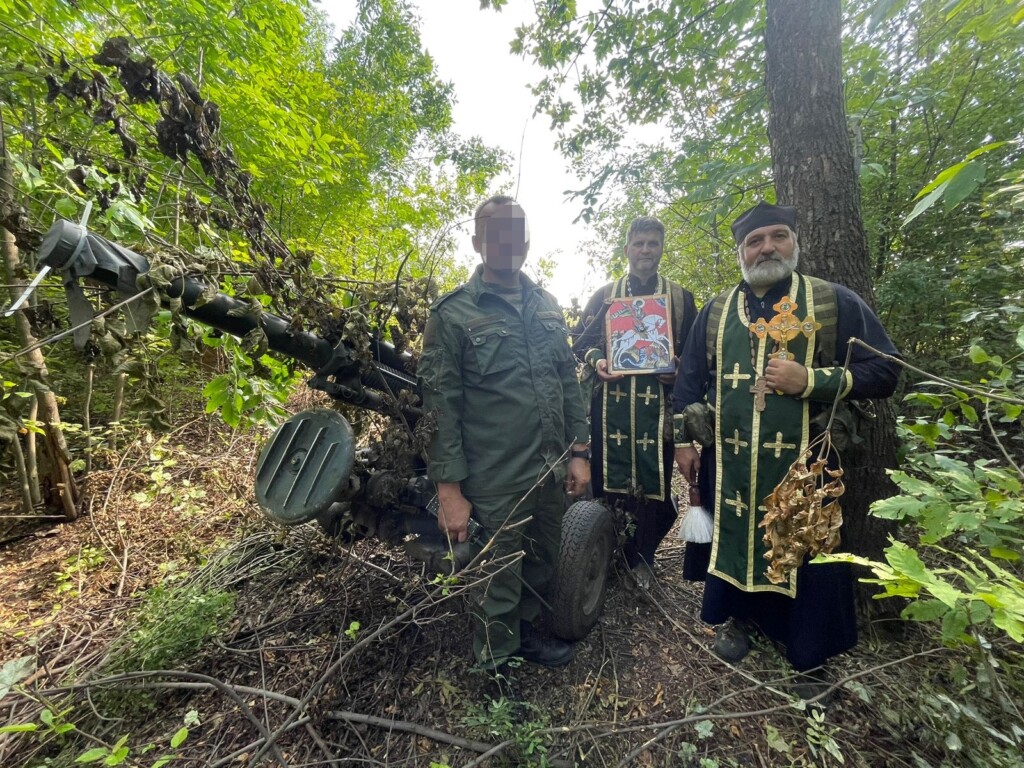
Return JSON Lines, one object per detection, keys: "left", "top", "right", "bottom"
{"left": 418, "top": 195, "right": 591, "bottom": 672}
{"left": 673, "top": 201, "right": 900, "bottom": 694}
{"left": 573, "top": 217, "right": 697, "bottom": 587}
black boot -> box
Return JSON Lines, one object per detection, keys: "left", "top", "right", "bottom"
{"left": 518, "top": 621, "right": 573, "bottom": 667}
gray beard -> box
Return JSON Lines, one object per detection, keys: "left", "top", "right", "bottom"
{"left": 741, "top": 250, "right": 799, "bottom": 288}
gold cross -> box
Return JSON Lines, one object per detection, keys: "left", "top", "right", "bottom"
{"left": 723, "top": 363, "right": 751, "bottom": 390}
{"left": 724, "top": 429, "right": 748, "bottom": 455}
{"left": 762, "top": 431, "right": 797, "bottom": 458}
{"left": 609, "top": 430, "right": 628, "bottom": 447}
{"left": 724, "top": 491, "right": 747, "bottom": 518}
{"left": 749, "top": 376, "right": 771, "bottom": 412}
{"left": 635, "top": 432, "right": 656, "bottom": 451}
{"left": 637, "top": 385, "right": 658, "bottom": 405}
{"left": 609, "top": 385, "right": 627, "bottom": 404}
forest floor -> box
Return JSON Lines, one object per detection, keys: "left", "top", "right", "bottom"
{"left": 1, "top": 413, "right": 1021, "bottom": 768}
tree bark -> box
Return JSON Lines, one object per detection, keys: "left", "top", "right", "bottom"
{"left": 764, "top": 0, "right": 899, "bottom": 568}
{"left": 1, "top": 155, "right": 79, "bottom": 520}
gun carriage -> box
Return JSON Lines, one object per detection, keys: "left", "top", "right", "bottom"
{"left": 21, "top": 219, "right": 616, "bottom": 641}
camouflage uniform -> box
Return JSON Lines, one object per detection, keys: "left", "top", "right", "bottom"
{"left": 418, "top": 266, "right": 589, "bottom": 667}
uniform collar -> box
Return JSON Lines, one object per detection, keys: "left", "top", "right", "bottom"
{"left": 466, "top": 264, "right": 541, "bottom": 304}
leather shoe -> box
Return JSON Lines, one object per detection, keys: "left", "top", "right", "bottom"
{"left": 791, "top": 668, "right": 833, "bottom": 703}
{"left": 630, "top": 561, "right": 655, "bottom": 589}
{"left": 518, "top": 622, "right": 573, "bottom": 667}
{"left": 713, "top": 618, "right": 751, "bottom": 663}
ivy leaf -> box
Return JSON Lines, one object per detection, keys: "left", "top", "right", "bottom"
{"left": 56, "top": 197, "right": 79, "bottom": 218}
{"left": 0, "top": 655, "right": 36, "bottom": 698}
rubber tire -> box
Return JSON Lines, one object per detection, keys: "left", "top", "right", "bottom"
{"left": 550, "top": 500, "right": 615, "bottom": 641}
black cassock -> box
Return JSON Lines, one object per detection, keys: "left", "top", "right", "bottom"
{"left": 673, "top": 275, "right": 900, "bottom": 671}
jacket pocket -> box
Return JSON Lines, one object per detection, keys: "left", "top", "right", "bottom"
{"left": 465, "top": 322, "right": 515, "bottom": 375}
{"left": 538, "top": 319, "right": 574, "bottom": 364}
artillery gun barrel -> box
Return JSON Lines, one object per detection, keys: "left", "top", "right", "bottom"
{"left": 162, "top": 275, "right": 334, "bottom": 371}
{"left": 35, "top": 220, "right": 419, "bottom": 418}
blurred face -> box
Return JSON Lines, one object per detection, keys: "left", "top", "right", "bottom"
{"left": 625, "top": 228, "right": 664, "bottom": 279}
{"left": 738, "top": 225, "right": 799, "bottom": 287}
{"left": 473, "top": 203, "right": 530, "bottom": 272}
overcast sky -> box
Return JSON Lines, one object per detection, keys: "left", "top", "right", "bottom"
{"left": 317, "top": 0, "right": 601, "bottom": 306}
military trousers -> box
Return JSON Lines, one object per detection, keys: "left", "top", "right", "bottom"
{"left": 467, "top": 477, "right": 565, "bottom": 668}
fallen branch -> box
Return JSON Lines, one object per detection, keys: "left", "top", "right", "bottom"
{"left": 329, "top": 710, "right": 496, "bottom": 755}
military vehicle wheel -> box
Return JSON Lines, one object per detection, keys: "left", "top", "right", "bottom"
{"left": 551, "top": 500, "right": 614, "bottom": 641}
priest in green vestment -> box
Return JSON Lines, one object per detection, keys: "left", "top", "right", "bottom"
{"left": 672, "top": 201, "right": 900, "bottom": 696}
{"left": 572, "top": 217, "right": 698, "bottom": 586}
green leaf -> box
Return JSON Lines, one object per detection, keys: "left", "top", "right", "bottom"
{"left": 56, "top": 198, "right": 78, "bottom": 218}
{"left": 105, "top": 745, "right": 130, "bottom": 766}
{"left": 170, "top": 727, "right": 189, "bottom": 749}
{"left": 901, "top": 599, "right": 949, "bottom": 622}
{"left": 968, "top": 344, "right": 990, "bottom": 364}
{"left": 76, "top": 748, "right": 109, "bottom": 763}
{"left": 765, "top": 723, "right": 791, "bottom": 753}
{"left": 0, "top": 723, "right": 39, "bottom": 733}
{"left": 964, "top": 140, "right": 1008, "bottom": 160}
{"left": 989, "top": 546, "right": 1021, "bottom": 562}
{"left": 941, "top": 608, "right": 970, "bottom": 642}
{"left": 694, "top": 719, "right": 714, "bottom": 740}
{"left": 942, "top": 160, "right": 986, "bottom": 210}
{"left": 903, "top": 183, "right": 946, "bottom": 226}
{"left": 0, "top": 655, "right": 36, "bottom": 698}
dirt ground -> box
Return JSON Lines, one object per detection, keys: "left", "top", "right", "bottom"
{"left": 0, "top": 418, "right": 1018, "bottom": 767}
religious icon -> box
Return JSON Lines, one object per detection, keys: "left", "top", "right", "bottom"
{"left": 605, "top": 294, "right": 675, "bottom": 375}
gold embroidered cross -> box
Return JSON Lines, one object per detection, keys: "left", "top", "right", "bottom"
{"left": 723, "top": 362, "right": 751, "bottom": 390}
{"left": 609, "top": 385, "right": 628, "bottom": 403}
{"left": 762, "top": 431, "right": 797, "bottom": 458}
{"left": 724, "top": 429, "right": 749, "bottom": 455}
{"left": 724, "top": 491, "right": 748, "bottom": 517}
{"left": 635, "top": 433, "right": 656, "bottom": 451}
{"left": 637, "top": 385, "right": 658, "bottom": 405}
{"left": 609, "top": 430, "right": 628, "bottom": 447}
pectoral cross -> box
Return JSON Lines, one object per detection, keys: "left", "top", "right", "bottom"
{"left": 749, "top": 376, "right": 771, "bottom": 412}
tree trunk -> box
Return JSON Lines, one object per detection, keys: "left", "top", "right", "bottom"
{"left": 1, "top": 156, "right": 79, "bottom": 520}
{"left": 764, "top": 0, "right": 899, "bottom": 570}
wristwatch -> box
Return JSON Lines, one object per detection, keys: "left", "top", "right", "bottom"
{"left": 570, "top": 447, "right": 591, "bottom": 461}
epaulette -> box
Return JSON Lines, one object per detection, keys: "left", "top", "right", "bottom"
{"left": 429, "top": 285, "right": 466, "bottom": 311}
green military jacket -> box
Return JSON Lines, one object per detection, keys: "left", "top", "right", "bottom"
{"left": 418, "top": 266, "right": 590, "bottom": 498}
